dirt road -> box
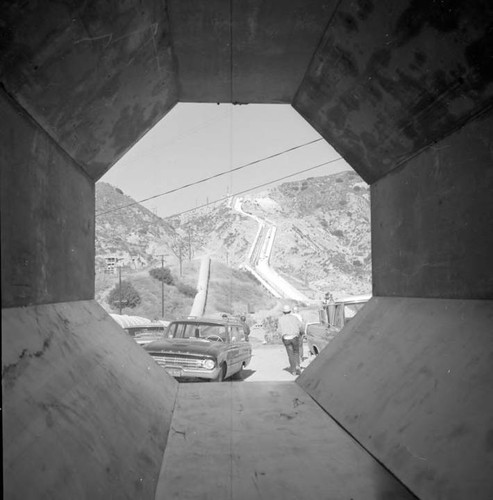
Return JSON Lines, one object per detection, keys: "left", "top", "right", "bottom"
{"left": 241, "top": 338, "right": 314, "bottom": 382}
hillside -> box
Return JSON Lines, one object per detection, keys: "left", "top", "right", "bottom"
{"left": 205, "top": 260, "right": 278, "bottom": 316}
{"left": 95, "top": 184, "right": 279, "bottom": 320}
{"left": 95, "top": 170, "right": 372, "bottom": 318}
{"left": 175, "top": 171, "right": 372, "bottom": 299}
{"left": 95, "top": 263, "right": 199, "bottom": 320}
{"left": 168, "top": 201, "right": 259, "bottom": 265}
{"left": 243, "top": 171, "right": 371, "bottom": 298}
{"left": 95, "top": 182, "right": 179, "bottom": 270}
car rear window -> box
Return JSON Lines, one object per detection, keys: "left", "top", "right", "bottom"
{"left": 169, "top": 322, "right": 227, "bottom": 341}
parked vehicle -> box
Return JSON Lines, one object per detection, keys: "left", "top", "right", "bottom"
{"left": 144, "top": 316, "right": 252, "bottom": 381}
{"left": 306, "top": 294, "right": 371, "bottom": 355}
{"left": 124, "top": 324, "right": 167, "bottom": 346}
{"left": 110, "top": 313, "right": 169, "bottom": 346}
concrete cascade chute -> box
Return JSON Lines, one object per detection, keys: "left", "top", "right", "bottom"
{"left": 235, "top": 197, "right": 309, "bottom": 303}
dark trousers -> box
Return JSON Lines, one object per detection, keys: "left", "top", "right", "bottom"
{"left": 282, "top": 336, "right": 300, "bottom": 373}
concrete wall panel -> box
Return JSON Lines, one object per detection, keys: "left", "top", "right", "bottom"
{"left": 1, "top": 90, "right": 94, "bottom": 308}
{"left": 372, "top": 109, "right": 493, "bottom": 299}
{"left": 0, "top": 0, "right": 178, "bottom": 180}
{"left": 294, "top": 0, "right": 493, "bottom": 183}
{"left": 298, "top": 296, "right": 493, "bottom": 500}
{"left": 168, "top": 0, "right": 335, "bottom": 104}
{"left": 2, "top": 300, "right": 177, "bottom": 500}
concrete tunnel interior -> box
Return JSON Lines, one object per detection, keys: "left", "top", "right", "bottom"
{"left": 1, "top": 1, "right": 493, "bottom": 499}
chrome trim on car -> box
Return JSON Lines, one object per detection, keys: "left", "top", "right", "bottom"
{"left": 151, "top": 354, "right": 210, "bottom": 370}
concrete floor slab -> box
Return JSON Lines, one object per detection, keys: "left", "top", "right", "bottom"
{"left": 155, "top": 381, "right": 416, "bottom": 500}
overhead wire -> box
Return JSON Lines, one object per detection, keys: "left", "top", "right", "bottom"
{"left": 163, "top": 156, "right": 343, "bottom": 220}
{"left": 95, "top": 137, "right": 324, "bottom": 217}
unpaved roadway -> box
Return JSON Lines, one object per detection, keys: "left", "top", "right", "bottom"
{"left": 240, "top": 329, "right": 314, "bottom": 382}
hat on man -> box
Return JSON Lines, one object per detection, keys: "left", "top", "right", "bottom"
{"left": 282, "top": 305, "right": 292, "bottom": 313}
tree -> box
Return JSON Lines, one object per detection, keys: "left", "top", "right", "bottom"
{"left": 107, "top": 280, "right": 141, "bottom": 310}
{"left": 176, "top": 281, "right": 197, "bottom": 298}
{"left": 149, "top": 266, "right": 174, "bottom": 285}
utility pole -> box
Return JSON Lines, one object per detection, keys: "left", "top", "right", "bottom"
{"left": 118, "top": 265, "right": 122, "bottom": 315}
{"left": 161, "top": 255, "right": 165, "bottom": 319}
{"left": 188, "top": 229, "right": 192, "bottom": 261}
{"left": 179, "top": 245, "right": 183, "bottom": 277}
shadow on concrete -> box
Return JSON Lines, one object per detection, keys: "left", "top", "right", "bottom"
{"left": 237, "top": 369, "right": 256, "bottom": 381}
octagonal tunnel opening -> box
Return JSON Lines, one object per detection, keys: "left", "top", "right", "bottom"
{"left": 3, "top": 88, "right": 492, "bottom": 500}
{"left": 3, "top": 0, "right": 493, "bottom": 497}
{"left": 95, "top": 102, "right": 372, "bottom": 377}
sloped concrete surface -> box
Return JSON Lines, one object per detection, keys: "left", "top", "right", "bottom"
{"left": 298, "top": 297, "right": 493, "bottom": 500}
{"left": 156, "top": 381, "right": 416, "bottom": 500}
{"left": 294, "top": 0, "right": 493, "bottom": 183}
{"left": 2, "top": 300, "right": 178, "bottom": 500}
{"left": 1, "top": 89, "right": 95, "bottom": 308}
{"left": 371, "top": 109, "right": 493, "bottom": 299}
{"left": 0, "top": 1, "right": 179, "bottom": 180}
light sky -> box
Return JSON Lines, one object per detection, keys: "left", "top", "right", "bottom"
{"left": 101, "top": 103, "right": 352, "bottom": 218}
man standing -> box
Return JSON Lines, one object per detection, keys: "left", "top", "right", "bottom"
{"left": 278, "top": 305, "right": 303, "bottom": 375}
{"left": 292, "top": 306, "right": 305, "bottom": 364}
{"left": 239, "top": 315, "right": 250, "bottom": 341}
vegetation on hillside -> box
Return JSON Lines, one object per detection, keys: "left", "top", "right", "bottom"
{"left": 205, "top": 260, "right": 277, "bottom": 317}
{"left": 96, "top": 260, "right": 200, "bottom": 321}
{"left": 107, "top": 280, "right": 141, "bottom": 310}
{"left": 95, "top": 183, "right": 178, "bottom": 270}
{"left": 149, "top": 266, "right": 174, "bottom": 285}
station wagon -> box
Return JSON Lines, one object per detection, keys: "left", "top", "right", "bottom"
{"left": 144, "top": 316, "right": 252, "bottom": 381}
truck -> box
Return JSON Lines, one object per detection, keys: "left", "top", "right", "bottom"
{"left": 306, "top": 294, "right": 371, "bottom": 356}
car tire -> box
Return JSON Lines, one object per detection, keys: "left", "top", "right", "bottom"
{"left": 213, "top": 363, "right": 227, "bottom": 382}
{"left": 232, "top": 363, "right": 244, "bottom": 380}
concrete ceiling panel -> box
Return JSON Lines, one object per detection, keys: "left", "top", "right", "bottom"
{"left": 0, "top": 0, "right": 179, "bottom": 180}
{"left": 294, "top": 0, "right": 493, "bottom": 183}
{"left": 230, "top": 0, "right": 338, "bottom": 104}
{"left": 168, "top": 0, "right": 337, "bottom": 104}
{"left": 167, "top": 0, "right": 231, "bottom": 102}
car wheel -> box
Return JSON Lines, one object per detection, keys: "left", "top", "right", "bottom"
{"left": 232, "top": 363, "right": 244, "bottom": 380}
{"left": 213, "top": 363, "right": 227, "bottom": 382}
{"left": 313, "top": 346, "right": 319, "bottom": 356}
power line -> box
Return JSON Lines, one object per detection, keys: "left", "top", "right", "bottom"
{"left": 163, "top": 157, "right": 343, "bottom": 219}
{"left": 95, "top": 138, "right": 323, "bottom": 217}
